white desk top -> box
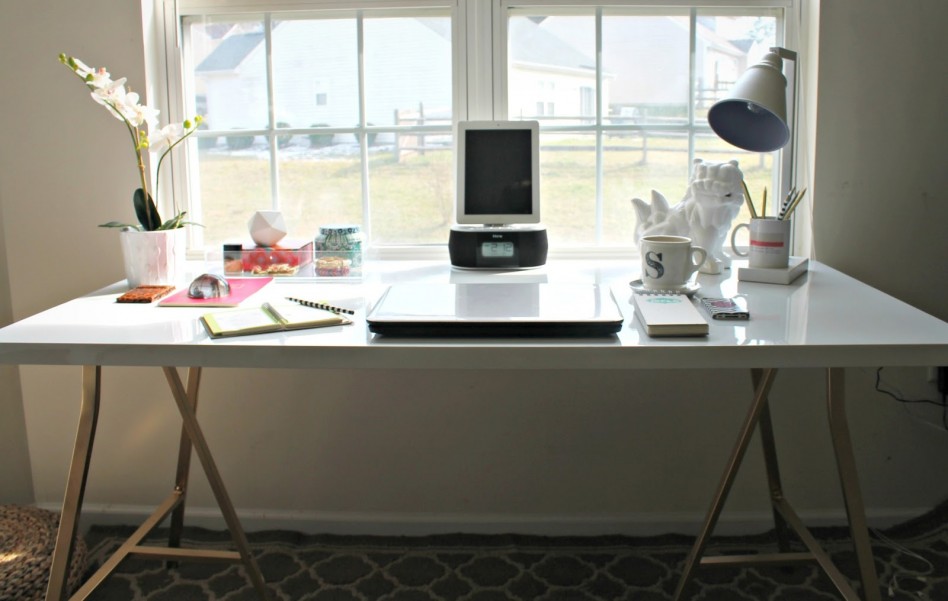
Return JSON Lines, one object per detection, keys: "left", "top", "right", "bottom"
{"left": 0, "top": 260, "right": 945, "bottom": 370}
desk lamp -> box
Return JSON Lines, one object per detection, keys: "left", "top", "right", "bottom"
{"left": 708, "top": 47, "right": 798, "bottom": 204}
{"left": 709, "top": 47, "right": 806, "bottom": 282}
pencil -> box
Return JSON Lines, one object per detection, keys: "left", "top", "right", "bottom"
{"left": 762, "top": 187, "right": 768, "bottom": 217}
{"left": 780, "top": 188, "right": 807, "bottom": 220}
{"left": 741, "top": 179, "right": 758, "bottom": 219}
{"left": 285, "top": 297, "right": 355, "bottom": 315}
{"left": 779, "top": 187, "right": 796, "bottom": 217}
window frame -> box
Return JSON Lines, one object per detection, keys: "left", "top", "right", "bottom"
{"left": 152, "top": 0, "right": 799, "bottom": 259}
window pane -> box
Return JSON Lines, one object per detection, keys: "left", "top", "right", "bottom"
{"left": 272, "top": 18, "right": 359, "bottom": 129}
{"left": 694, "top": 13, "right": 779, "bottom": 124}
{"left": 278, "top": 149, "right": 364, "bottom": 242}
{"left": 363, "top": 17, "right": 453, "bottom": 127}
{"left": 508, "top": 16, "right": 596, "bottom": 126}
{"left": 602, "top": 13, "right": 690, "bottom": 127}
{"left": 602, "top": 130, "right": 693, "bottom": 246}
{"left": 190, "top": 18, "right": 268, "bottom": 132}
{"left": 197, "top": 138, "right": 272, "bottom": 245}
{"left": 540, "top": 132, "right": 597, "bottom": 245}
{"left": 368, "top": 141, "right": 453, "bottom": 244}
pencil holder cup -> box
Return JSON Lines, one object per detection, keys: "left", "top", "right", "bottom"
{"left": 731, "top": 217, "right": 791, "bottom": 269}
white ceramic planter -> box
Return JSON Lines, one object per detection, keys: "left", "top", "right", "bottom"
{"left": 119, "top": 228, "right": 187, "bottom": 287}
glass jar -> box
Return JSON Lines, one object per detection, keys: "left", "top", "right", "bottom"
{"left": 315, "top": 224, "right": 364, "bottom": 272}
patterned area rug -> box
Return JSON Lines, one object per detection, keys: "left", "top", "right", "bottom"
{"left": 81, "top": 504, "right": 948, "bottom": 601}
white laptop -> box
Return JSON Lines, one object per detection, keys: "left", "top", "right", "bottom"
{"left": 366, "top": 282, "right": 624, "bottom": 337}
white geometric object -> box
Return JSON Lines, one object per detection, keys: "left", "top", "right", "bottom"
{"left": 248, "top": 210, "right": 287, "bottom": 246}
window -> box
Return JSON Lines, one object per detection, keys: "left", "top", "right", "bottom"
{"left": 161, "top": 1, "right": 791, "bottom": 254}
{"left": 179, "top": 4, "right": 455, "bottom": 250}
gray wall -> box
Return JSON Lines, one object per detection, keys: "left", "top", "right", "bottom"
{"left": 1, "top": 0, "right": 946, "bottom": 534}
{"left": 813, "top": 1, "right": 948, "bottom": 322}
{"left": 0, "top": 186, "right": 34, "bottom": 503}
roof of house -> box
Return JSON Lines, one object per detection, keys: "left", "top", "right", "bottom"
{"left": 195, "top": 18, "right": 593, "bottom": 75}
{"left": 196, "top": 32, "right": 264, "bottom": 72}
{"left": 509, "top": 18, "right": 595, "bottom": 71}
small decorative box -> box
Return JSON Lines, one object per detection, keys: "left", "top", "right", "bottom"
{"left": 222, "top": 239, "right": 314, "bottom": 276}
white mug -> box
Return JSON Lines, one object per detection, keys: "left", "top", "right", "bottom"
{"left": 640, "top": 235, "right": 707, "bottom": 291}
{"left": 731, "top": 218, "right": 791, "bottom": 269}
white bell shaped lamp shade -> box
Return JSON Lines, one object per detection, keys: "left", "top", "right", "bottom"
{"left": 708, "top": 50, "right": 790, "bottom": 153}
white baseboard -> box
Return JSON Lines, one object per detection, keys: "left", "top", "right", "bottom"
{"left": 38, "top": 502, "right": 932, "bottom": 538}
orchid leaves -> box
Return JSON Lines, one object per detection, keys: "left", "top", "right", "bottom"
{"left": 98, "top": 188, "right": 199, "bottom": 231}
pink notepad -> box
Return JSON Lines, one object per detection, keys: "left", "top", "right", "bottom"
{"left": 158, "top": 277, "right": 273, "bottom": 308}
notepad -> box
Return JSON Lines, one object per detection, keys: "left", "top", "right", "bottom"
{"left": 632, "top": 292, "right": 708, "bottom": 337}
{"left": 200, "top": 301, "right": 351, "bottom": 338}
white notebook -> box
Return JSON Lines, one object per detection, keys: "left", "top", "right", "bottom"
{"left": 632, "top": 292, "right": 709, "bottom": 337}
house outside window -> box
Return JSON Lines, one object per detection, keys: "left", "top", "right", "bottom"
{"left": 164, "top": 1, "right": 790, "bottom": 254}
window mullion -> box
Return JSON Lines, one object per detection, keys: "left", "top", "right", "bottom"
{"left": 594, "top": 7, "right": 604, "bottom": 243}
{"left": 356, "top": 11, "right": 371, "bottom": 240}
{"left": 687, "top": 8, "right": 697, "bottom": 171}
{"left": 264, "top": 13, "right": 280, "bottom": 209}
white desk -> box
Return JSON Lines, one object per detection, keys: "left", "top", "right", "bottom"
{"left": 1, "top": 259, "right": 946, "bottom": 601}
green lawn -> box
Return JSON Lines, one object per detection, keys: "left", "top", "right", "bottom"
{"left": 196, "top": 134, "right": 773, "bottom": 248}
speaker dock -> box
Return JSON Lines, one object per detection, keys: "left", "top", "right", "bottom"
{"left": 448, "top": 225, "right": 549, "bottom": 270}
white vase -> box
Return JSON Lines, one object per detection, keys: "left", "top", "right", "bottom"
{"left": 119, "top": 228, "right": 187, "bottom": 288}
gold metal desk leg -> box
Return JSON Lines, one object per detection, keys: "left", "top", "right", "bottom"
{"left": 673, "top": 367, "right": 778, "bottom": 600}
{"left": 756, "top": 375, "right": 792, "bottom": 553}
{"left": 674, "top": 367, "right": 883, "bottom": 601}
{"left": 162, "top": 367, "right": 271, "bottom": 600}
{"left": 827, "top": 368, "right": 881, "bottom": 601}
{"left": 45, "top": 365, "right": 101, "bottom": 601}
{"left": 168, "top": 367, "right": 202, "bottom": 565}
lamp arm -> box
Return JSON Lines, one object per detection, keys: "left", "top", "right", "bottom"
{"left": 771, "top": 46, "right": 798, "bottom": 206}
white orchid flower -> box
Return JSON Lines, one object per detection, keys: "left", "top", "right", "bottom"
{"left": 71, "top": 57, "right": 112, "bottom": 89}
{"left": 91, "top": 78, "right": 129, "bottom": 122}
{"left": 121, "top": 91, "right": 160, "bottom": 130}
{"left": 87, "top": 68, "right": 113, "bottom": 89}
{"left": 148, "top": 123, "right": 184, "bottom": 154}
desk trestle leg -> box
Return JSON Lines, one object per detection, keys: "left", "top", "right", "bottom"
{"left": 161, "top": 367, "right": 271, "bottom": 600}
{"left": 168, "top": 367, "right": 202, "bottom": 566}
{"left": 826, "top": 367, "right": 881, "bottom": 600}
{"left": 673, "top": 367, "right": 881, "bottom": 601}
{"left": 44, "top": 366, "right": 270, "bottom": 601}
{"left": 46, "top": 365, "right": 101, "bottom": 601}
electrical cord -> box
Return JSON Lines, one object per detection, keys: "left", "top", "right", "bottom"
{"left": 874, "top": 367, "right": 948, "bottom": 431}
{"left": 871, "top": 527, "right": 934, "bottom": 599}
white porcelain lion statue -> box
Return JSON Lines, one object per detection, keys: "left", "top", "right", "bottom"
{"left": 631, "top": 159, "right": 745, "bottom": 274}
